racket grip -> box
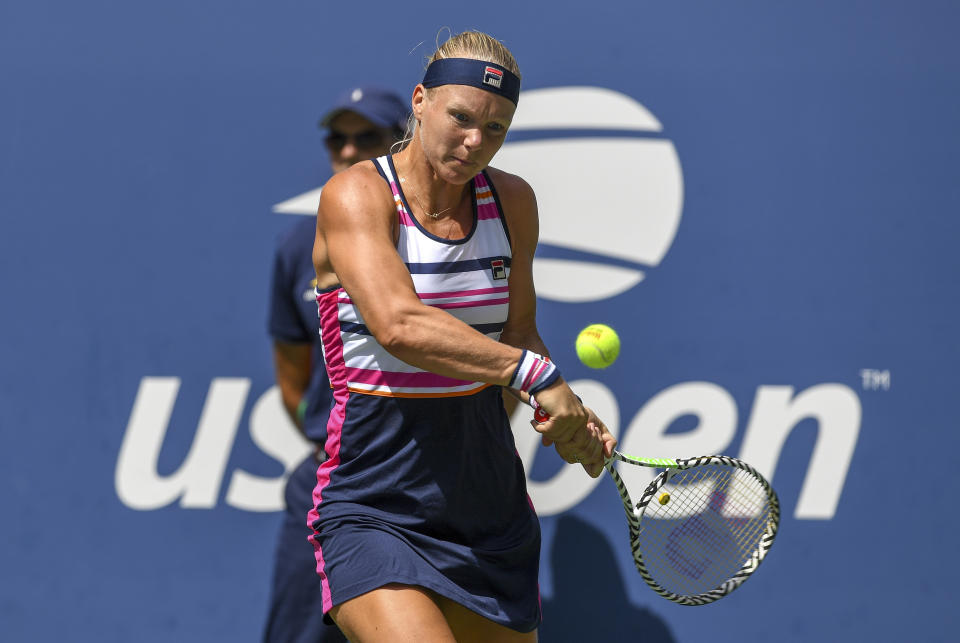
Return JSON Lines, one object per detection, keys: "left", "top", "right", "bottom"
{"left": 528, "top": 396, "right": 551, "bottom": 422}
{"left": 531, "top": 396, "right": 584, "bottom": 422}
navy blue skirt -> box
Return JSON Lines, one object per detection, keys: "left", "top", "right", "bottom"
{"left": 308, "top": 386, "right": 541, "bottom": 632}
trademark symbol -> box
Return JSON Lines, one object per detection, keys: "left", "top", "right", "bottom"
{"left": 859, "top": 369, "right": 891, "bottom": 391}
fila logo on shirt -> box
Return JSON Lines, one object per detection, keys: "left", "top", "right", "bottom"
{"left": 491, "top": 259, "right": 507, "bottom": 280}
{"left": 483, "top": 66, "right": 503, "bottom": 89}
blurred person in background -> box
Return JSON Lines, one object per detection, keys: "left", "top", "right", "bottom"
{"left": 262, "top": 86, "right": 409, "bottom": 643}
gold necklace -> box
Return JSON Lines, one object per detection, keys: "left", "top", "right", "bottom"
{"left": 398, "top": 173, "right": 453, "bottom": 220}
{"left": 411, "top": 191, "right": 452, "bottom": 220}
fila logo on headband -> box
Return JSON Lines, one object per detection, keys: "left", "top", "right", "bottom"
{"left": 421, "top": 58, "right": 520, "bottom": 105}
{"left": 483, "top": 66, "right": 504, "bottom": 89}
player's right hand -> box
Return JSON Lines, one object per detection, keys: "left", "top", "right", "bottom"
{"left": 531, "top": 386, "right": 614, "bottom": 477}
{"left": 530, "top": 379, "right": 587, "bottom": 446}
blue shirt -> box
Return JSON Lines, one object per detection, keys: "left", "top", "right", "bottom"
{"left": 268, "top": 217, "right": 332, "bottom": 443}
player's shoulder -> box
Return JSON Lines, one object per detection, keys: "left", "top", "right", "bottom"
{"left": 320, "top": 159, "right": 391, "bottom": 209}
{"left": 483, "top": 165, "right": 535, "bottom": 203}
{"left": 483, "top": 165, "right": 537, "bottom": 221}
{"left": 318, "top": 160, "right": 395, "bottom": 235}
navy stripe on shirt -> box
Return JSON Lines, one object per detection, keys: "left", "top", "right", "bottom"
{"left": 405, "top": 257, "right": 512, "bottom": 275}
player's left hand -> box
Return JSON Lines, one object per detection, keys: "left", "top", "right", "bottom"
{"left": 539, "top": 406, "right": 616, "bottom": 478}
{"left": 585, "top": 406, "right": 617, "bottom": 459}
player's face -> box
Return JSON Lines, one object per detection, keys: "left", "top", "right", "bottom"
{"left": 324, "top": 112, "right": 395, "bottom": 174}
{"left": 414, "top": 84, "right": 515, "bottom": 184}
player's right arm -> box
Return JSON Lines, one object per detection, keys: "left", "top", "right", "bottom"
{"left": 313, "top": 165, "right": 524, "bottom": 386}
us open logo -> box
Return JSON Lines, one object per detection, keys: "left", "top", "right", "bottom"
{"left": 483, "top": 66, "right": 504, "bottom": 88}
{"left": 127, "top": 91, "right": 861, "bottom": 520}
{"left": 495, "top": 87, "right": 684, "bottom": 302}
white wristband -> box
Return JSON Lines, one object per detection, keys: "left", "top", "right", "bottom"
{"left": 510, "top": 350, "right": 561, "bottom": 395}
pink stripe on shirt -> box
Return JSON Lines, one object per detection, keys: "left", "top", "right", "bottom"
{"left": 346, "top": 367, "right": 476, "bottom": 388}
{"left": 418, "top": 286, "right": 510, "bottom": 299}
{"left": 308, "top": 287, "right": 350, "bottom": 614}
{"left": 398, "top": 208, "right": 416, "bottom": 227}
{"left": 430, "top": 297, "right": 510, "bottom": 310}
{"left": 338, "top": 296, "right": 509, "bottom": 310}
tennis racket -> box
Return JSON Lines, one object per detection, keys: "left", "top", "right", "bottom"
{"left": 534, "top": 406, "right": 780, "bottom": 605}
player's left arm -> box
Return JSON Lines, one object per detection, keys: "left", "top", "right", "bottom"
{"left": 489, "top": 167, "right": 615, "bottom": 474}
{"left": 487, "top": 167, "right": 547, "bottom": 362}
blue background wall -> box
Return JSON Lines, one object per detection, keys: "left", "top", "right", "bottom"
{"left": 2, "top": 1, "right": 958, "bottom": 641}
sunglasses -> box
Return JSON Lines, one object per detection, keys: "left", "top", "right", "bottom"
{"left": 324, "top": 129, "right": 387, "bottom": 152}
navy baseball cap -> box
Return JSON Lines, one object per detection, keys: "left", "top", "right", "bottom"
{"left": 319, "top": 86, "right": 410, "bottom": 131}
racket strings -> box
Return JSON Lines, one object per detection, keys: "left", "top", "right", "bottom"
{"left": 636, "top": 465, "right": 772, "bottom": 596}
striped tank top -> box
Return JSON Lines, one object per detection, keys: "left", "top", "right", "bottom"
{"left": 309, "top": 157, "right": 540, "bottom": 625}
{"left": 316, "top": 155, "right": 513, "bottom": 398}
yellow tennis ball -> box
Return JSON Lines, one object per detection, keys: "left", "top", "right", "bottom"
{"left": 575, "top": 324, "right": 620, "bottom": 369}
{"left": 659, "top": 493, "right": 670, "bottom": 505}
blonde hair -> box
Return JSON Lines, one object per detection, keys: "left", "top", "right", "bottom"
{"left": 428, "top": 30, "right": 521, "bottom": 78}
{"left": 393, "top": 30, "right": 521, "bottom": 152}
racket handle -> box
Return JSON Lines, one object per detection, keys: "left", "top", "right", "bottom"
{"left": 530, "top": 395, "right": 582, "bottom": 422}
{"left": 531, "top": 396, "right": 584, "bottom": 422}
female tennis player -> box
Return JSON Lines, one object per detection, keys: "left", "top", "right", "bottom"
{"left": 309, "top": 30, "right": 616, "bottom": 641}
